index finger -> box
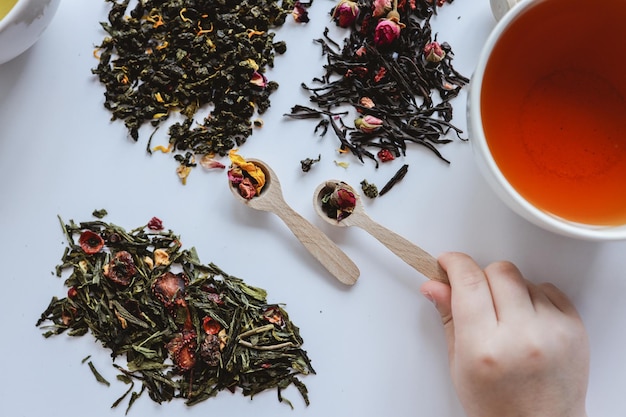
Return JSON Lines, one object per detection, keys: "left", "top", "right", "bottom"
{"left": 438, "top": 252, "right": 497, "bottom": 331}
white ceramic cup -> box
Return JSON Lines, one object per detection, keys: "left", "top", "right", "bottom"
{"left": 0, "top": 0, "right": 61, "bottom": 65}
{"left": 468, "top": 0, "right": 626, "bottom": 241}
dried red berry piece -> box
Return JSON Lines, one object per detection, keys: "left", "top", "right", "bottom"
{"left": 147, "top": 216, "right": 164, "bottom": 231}
{"left": 67, "top": 287, "right": 78, "bottom": 299}
{"left": 152, "top": 272, "right": 188, "bottom": 309}
{"left": 377, "top": 148, "right": 395, "bottom": 162}
{"left": 104, "top": 251, "right": 137, "bottom": 286}
{"left": 202, "top": 317, "right": 222, "bottom": 335}
{"left": 200, "top": 334, "right": 221, "bottom": 367}
{"left": 79, "top": 230, "right": 105, "bottom": 254}
{"left": 166, "top": 330, "right": 197, "bottom": 372}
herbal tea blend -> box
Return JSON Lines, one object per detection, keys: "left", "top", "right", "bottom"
{"left": 287, "top": 0, "right": 468, "bottom": 168}
{"left": 92, "top": 0, "right": 305, "bottom": 182}
{"left": 37, "top": 216, "right": 314, "bottom": 412}
{"left": 227, "top": 150, "right": 267, "bottom": 199}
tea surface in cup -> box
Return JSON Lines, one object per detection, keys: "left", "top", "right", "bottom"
{"left": 481, "top": 0, "right": 626, "bottom": 226}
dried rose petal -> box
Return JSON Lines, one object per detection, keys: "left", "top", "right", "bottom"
{"left": 199, "top": 155, "right": 226, "bottom": 170}
{"left": 79, "top": 230, "right": 104, "bottom": 254}
{"left": 152, "top": 271, "right": 188, "bottom": 308}
{"left": 104, "top": 251, "right": 137, "bottom": 286}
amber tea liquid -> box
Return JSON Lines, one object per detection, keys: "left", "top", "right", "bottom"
{"left": 481, "top": 0, "right": 626, "bottom": 226}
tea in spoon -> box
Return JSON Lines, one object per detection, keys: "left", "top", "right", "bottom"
{"left": 228, "top": 159, "right": 360, "bottom": 286}
{"left": 313, "top": 180, "right": 448, "bottom": 284}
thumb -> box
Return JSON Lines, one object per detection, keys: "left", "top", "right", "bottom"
{"left": 420, "top": 280, "right": 454, "bottom": 358}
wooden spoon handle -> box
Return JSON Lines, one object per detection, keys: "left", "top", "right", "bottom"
{"left": 274, "top": 204, "right": 360, "bottom": 286}
{"left": 356, "top": 217, "right": 448, "bottom": 283}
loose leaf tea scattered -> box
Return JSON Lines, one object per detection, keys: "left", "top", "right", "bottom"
{"left": 92, "top": 0, "right": 306, "bottom": 178}
{"left": 286, "top": 0, "right": 468, "bottom": 167}
{"left": 37, "top": 216, "right": 314, "bottom": 412}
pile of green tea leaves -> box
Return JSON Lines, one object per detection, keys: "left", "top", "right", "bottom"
{"left": 36, "top": 216, "right": 314, "bottom": 412}
{"left": 92, "top": 0, "right": 303, "bottom": 176}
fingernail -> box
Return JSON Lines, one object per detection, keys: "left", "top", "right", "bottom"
{"left": 421, "top": 290, "right": 437, "bottom": 307}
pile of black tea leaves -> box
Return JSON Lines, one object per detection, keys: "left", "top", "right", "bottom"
{"left": 287, "top": 0, "right": 468, "bottom": 168}
{"left": 36, "top": 215, "right": 314, "bottom": 412}
{"left": 92, "top": 0, "right": 307, "bottom": 180}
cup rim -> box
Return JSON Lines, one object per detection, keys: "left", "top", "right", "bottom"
{"left": 469, "top": 0, "right": 626, "bottom": 241}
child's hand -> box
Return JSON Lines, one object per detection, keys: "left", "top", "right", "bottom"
{"left": 421, "top": 252, "right": 589, "bottom": 417}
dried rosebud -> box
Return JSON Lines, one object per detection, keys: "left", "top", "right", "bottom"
{"left": 424, "top": 41, "right": 446, "bottom": 63}
{"left": 78, "top": 230, "right": 104, "bottom": 254}
{"left": 332, "top": 0, "right": 359, "bottom": 28}
{"left": 321, "top": 183, "right": 357, "bottom": 221}
{"left": 250, "top": 71, "right": 267, "bottom": 88}
{"left": 103, "top": 251, "right": 137, "bottom": 286}
{"left": 147, "top": 216, "right": 163, "bottom": 230}
{"left": 377, "top": 148, "right": 395, "bottom": 162}
{"left": 355, "top": 115, "right": 383, "bottom": 133}
{"left": 67, "top": 287, "right": 78, "bottom": 299}
{"left": 336, "top": 188, "right": 356, "bottom": 211}
{"left": 373, "top": 17, "right": 403, "bottom": 47}
{"left": 372, "top": 0, "right": 392, "bottom": 17}
{"left": 292, "top": 1, "right": 310, "bottom": 23}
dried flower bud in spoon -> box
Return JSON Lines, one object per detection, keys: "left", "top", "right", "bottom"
{"left": 320, "top": 183, "right": 357, "bottom": 221}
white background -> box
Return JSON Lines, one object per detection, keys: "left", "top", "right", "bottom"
{"left": 1, "top": 1, "right": 625, "bottom": 416}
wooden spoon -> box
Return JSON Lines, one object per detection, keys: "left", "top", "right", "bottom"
{"left": 313, "top": 180, "right": 448, "bottom": 284}
{"left": 228, "top": 159, "right": 360, "bottom": 286}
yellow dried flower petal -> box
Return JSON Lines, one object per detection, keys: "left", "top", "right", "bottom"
{"left": 334, "top": 160, "right": 350, "bottom": 169}
{"left": 176, "top": 165, "right": 192, "bottom": 185}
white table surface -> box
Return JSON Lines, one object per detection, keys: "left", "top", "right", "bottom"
{"left": 2, "top": 1, "right": 625, "bottom": 416}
